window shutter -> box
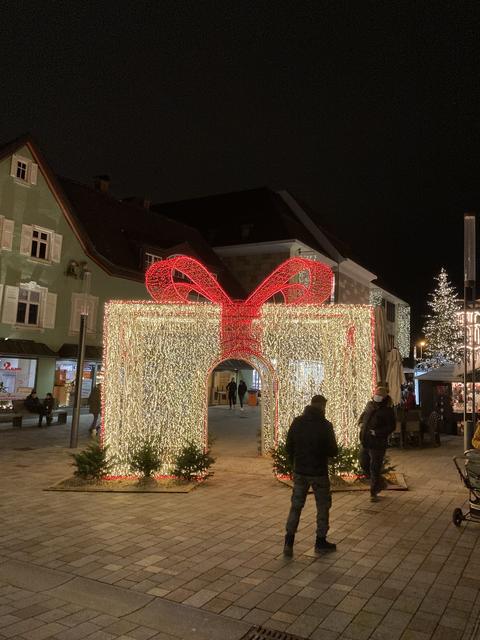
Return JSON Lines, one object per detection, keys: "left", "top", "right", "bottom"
{"left": 20, "top": 225, "right": 33, "bottom": 256}
{"left": 50, "top": 233, "right": 63, "bottom": 263}
{"left": 2, "top": 286, "right": 19, "bottom": 324}
{"left": 43, "top": 292, "right": 57, "bottom": 329}
{"left": 1, "top": 219, "right": 14, "bottom": 251}
{"left": 29, "top": 163, "right": 38, "bottom": 185}
{"left": 10, "top": 155, "right": 18, "bottom": 178}
{"left": 87, "top": 297, "right": 98, "bottom": 333}
{"left": 70, "top": 294, "right": 84, "bottom": 333}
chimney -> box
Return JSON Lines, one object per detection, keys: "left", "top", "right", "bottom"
{"left": 93, "top": 174, "right": 110, "bottom": 193}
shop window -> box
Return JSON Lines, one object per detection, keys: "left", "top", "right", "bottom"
{"left": 0, "top": 358, "right": 37, "bottom": 399}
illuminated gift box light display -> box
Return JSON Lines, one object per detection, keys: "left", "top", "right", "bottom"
{"left": 102, "top": 256, "right": 375, "bottom": 476}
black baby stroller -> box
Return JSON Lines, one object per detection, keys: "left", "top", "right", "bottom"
{"left": 452, "top": 449, "right": 480, "bottom": 526}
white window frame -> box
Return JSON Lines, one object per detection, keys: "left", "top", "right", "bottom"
{"left": 31, "top": 226, "right": 51, "bottom": 261}
{"left": 144, "top": 252, "right": 162, "bottom": 270}
{"left": 16, "top": 287, "right": 42, "bottom": 327}
{"left": 10, "top": 155, "right": 38, "bottom": 186}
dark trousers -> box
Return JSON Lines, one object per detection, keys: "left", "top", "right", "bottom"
{"left": 285, "top": 473, "right": 331, "bottom": 538}
{"left": 238, "top": 393, "right": 245, "bottom": 408}
{"left": 228, "top": 394, "right": 236, "bottom": 408}
{"left": 30, "top": 408, "right": 47, "bottom": 426}
{"left": 359, "top": 446, "right": 386, "bottom": 496}
{"left": 89, "top": 413, "right": 99, "bottom": 432}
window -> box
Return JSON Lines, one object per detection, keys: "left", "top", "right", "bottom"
{"left": 19, "top": 225, "right": 62, "bottom": 263}
{"left": 16, "top": 161, "right": 27, "bottom": 181}
{"left": 386, "top": 301, "right": 396, "bottom": 323}
{"left": 10, "top": 154, "right": 38, "bottom": 185}
{"left": 16, "top": 288, "right": 40, "bottom": 326}
{"left": 145, "top": 252, "right": 162, "bottom": 270}
{"left": 252, "top": 370, "right": 261, "bottom": 390}
{"left": 31, "top": 229, "right": 49, "bottom": 260}
{"left": 0, "top": 283, "right": 57, "bottom": 329}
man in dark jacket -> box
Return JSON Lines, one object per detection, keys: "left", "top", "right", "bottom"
{"left": 226, "top": 378, "right": 237, "bottom": 409}
{"left": 283, "top": 395, "right": 338, "bottom": 556}
{"left": 24, "top": 390, "right": 47, "bottom": 427}
{"left": 359, "top": 386, "right": 396, "bottom": 502}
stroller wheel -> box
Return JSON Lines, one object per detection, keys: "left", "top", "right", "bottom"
{"left": 452, "top": 508, "right": 464, "bottom": 527}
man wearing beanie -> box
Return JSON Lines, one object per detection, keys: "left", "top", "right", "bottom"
{"left": 283, "top": 395, "right": 338, "bottom": 557}
{"left": 358, "top": 386, "right": 396, "bottom": 502}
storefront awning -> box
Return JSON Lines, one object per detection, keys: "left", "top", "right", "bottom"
{"left": 0, "top": 339, "right": 57, "bottom": 358}
{"left": 58, "top": 343, "right": 103, "bottom": 361}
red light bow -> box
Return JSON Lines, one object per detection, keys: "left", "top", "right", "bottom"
{"left": 146, "top": 256, "right": 334, "bottom": 357}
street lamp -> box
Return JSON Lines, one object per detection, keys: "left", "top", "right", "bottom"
{"left": 419, "top": 340, "right": 426, "bottom": 360}
{"left": 69, "top": 271, "right": 91, "bottom": 448}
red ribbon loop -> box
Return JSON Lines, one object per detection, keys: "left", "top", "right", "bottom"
{"left": 146, "top": 256, "right": 334, "bottom": 356}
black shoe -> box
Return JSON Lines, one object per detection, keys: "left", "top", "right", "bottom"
{"left": 315, "top": 537, "right": 336, "bottom": 553}
{"left": 283, "top": 533, "right": 295, "bottom": 557}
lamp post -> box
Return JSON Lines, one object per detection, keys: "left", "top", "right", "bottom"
{"left": 419, "top": 340, "right": 425, "bottom": 360}
{"left": 69, "top": 271, "right": 91, "bottom": 448}
{"left": 464, "top": 214, "right": 476, "bottom": 451}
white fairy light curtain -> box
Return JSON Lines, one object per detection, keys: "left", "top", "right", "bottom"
{"left": 102, "top": 256, "right": 375, "bottom": 477}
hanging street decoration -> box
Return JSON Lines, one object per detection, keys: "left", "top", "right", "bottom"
{"left": 102, "top": 256, "right": 375, "bottom": 477}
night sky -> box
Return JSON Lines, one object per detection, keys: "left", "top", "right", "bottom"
{"left": 2, "top": 2, "right": 480, "bottom": 338}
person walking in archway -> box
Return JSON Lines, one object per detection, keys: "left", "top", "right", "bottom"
{"left": 238, "top": 379, "right": 247, "bottom": 410}
{"left": 226, "top": 377, "right": 237, "bottom": 409}
{"left": 283, "top": 395, "right": 338, "bottom": 556}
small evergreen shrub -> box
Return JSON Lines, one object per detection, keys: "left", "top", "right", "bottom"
{"left": 129, "top": 440, "right": 162, "bottom": 479}
{"left": 271, "top": 440, "right": 293, "bottom": 478}
{"left": 71, "top": 441, "right": 111, "bottom": 481}
{"left": 173, "top": 441, "right": 215, "bottom": 481}
{"left": 329, "top": 444, "right": 362, "bottom": 477}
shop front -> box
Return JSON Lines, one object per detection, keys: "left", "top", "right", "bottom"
{"left": 0, "top": 339, "right": 58, "bottom": 408}
{"left": 56, "top": 344, "right": 102, "bottom": 407}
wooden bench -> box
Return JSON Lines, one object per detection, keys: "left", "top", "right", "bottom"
{"left": 0, "top": 400, "right": 68, "bottom": 428}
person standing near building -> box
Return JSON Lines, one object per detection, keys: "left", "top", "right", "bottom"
{"left": 226, "top": 377, "right": 237, "bottom": 410}
{"left": 88, "top": 383, "right": 102, "bottom": 436}
{"left": 43, "top": 392, "right": 55, "bottom": 426}
{"left": 358, "top": 386, "right": 396, "bottom": 502}
{"left": 283, "top": 395, "right": 338, "bottom": 556}
{"left": 238, "top": 380, "right": 247, "bottom": 410}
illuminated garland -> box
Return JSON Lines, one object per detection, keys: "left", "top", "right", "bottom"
{"left": 397, "top": 304, "right": 411, "bottom": 358}
{"left": 103, "top": 257, "right": 375, "bottom": 477}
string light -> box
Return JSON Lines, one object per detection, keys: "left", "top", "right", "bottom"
{"left": 103, "top": 257, "right": 375, "bottom": 477}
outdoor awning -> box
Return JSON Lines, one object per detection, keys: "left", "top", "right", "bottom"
{"left": 58, "top": 343, "right": 103, "bottom": 361}
{"left": 0, "top": 339, "right": 57, "bottom": 358}
{"left": 415, "top": 363, "right": 463, "bottom": 382}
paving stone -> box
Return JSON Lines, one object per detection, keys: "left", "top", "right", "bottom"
{"left": 319, "top": 610, "right": 354, "bottom": 633}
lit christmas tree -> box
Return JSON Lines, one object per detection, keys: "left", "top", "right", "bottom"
{"left": 423, "top": 268, "right": 462, "bottom": 367}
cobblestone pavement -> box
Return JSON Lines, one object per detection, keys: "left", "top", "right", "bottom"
{"left": 1, "top": 415, "right": 480, "bottom": 640}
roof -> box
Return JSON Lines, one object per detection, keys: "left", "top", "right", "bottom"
{"left": 57, "top": 177, "right": 246, "bottom": 298}
{"left": 151, "top": 188, "right": 339, "bottom": 261}
{"left": 58, "top": 344, "right": 103, "bottom": 361}
{"left": 0, "top": 134, "right": 246, "bottom": 299}
{"left": 0, "top": 339, "right": 57, "bottom": 358}
{"left": 415, "top": 363, "right": 463, "bottom": 382}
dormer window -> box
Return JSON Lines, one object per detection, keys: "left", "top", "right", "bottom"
{"left": 145, "top": 252, "right": 162, "bottom": 270}
{"left": 10, "top": 154, "right": 38, "bottom": 186}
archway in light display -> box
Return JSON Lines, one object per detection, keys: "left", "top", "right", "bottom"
{"left": 102, "top": 256, "right": 375, "bottom": 477}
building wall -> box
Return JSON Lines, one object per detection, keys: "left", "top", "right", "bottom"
{"left": 338, "top": 272, "right": 370, "bottom": 304}
{"left": 220, "top": 252, "right": 291, "bottom": 296}
{"left": 0, "top": 145, "right": 148, "bottom": 351}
